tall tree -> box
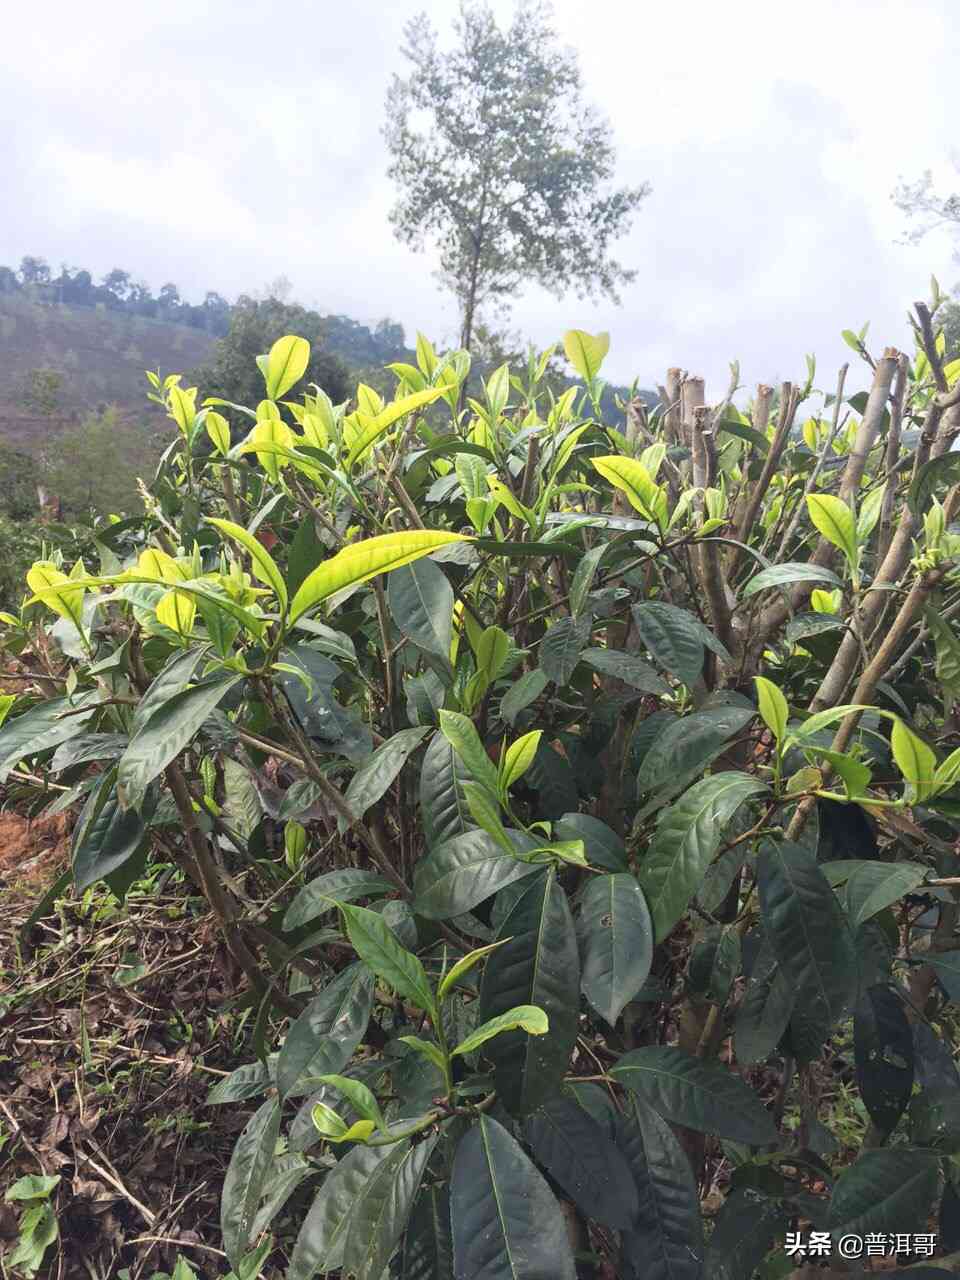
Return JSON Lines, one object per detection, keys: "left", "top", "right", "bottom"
{"left": 894, "top": 166, "right": 960, "bottom": 357}
{"left": 893, "top": 166, "right": 960, "bottom": 253}
{"left": 383, "top": 0, "right": 649, "bottom": 353}
{"left": 191, "top": 295, "right": 351, "bottom": 417}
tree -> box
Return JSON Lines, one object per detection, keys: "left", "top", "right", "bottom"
{"left": 17, "top": 367, "right": 63, "bottom": 417}
{"left": 158, "top": 282, "right": 181, "bottom": 309}
{"left": 102, "top": 268, "right": 131, "bottom": 302}
{"left": 18, "top": 255, "right": 50, "bottom": 286}
{"left": 894, "top": 165, "right": 960, "bottom": 253}
{"left": 383, "top": 0, "right": 650, "bottom": 352}
{"left": 191, "top": 295, "right": 351, "bottom": 415}
{"left": 42, "top": 407, "right": 150, "bottom": 517}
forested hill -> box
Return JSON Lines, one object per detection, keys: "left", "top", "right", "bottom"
{"left": 0, "top": 256, "right": 651, "bottom": 432}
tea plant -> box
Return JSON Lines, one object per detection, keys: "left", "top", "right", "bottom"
{"left": 4, "top": 300, "right": 960, "bottom": 1277}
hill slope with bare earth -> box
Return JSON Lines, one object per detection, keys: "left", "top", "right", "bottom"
{"left": 0, "top": 295, "right": 216, "bottom": 451}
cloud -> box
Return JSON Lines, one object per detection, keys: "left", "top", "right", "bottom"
{"left": 2, "top": 0, "right": 958, "bottom": 395}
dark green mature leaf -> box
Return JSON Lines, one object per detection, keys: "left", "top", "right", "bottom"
{"left": 734, "top": 943, "right": 795, "bottom": 1064}
{"left": 420, "top": 730, "right": 471, "bottom": 849}
{"left": 402, "top": 1184, "right": 453, "bottom": 1280}
{"left": 276, "top": 964, "right": 374, "bottom": 1099}
{"left": 636, "top": 706, "right": 755, "bottom": 796}
{"left": 339, "top": 903, "right": 435, "bottom": 1017}
{"left": 0, "top": 693, "right": 100, "bottom": 782}
{"left": 389, "top": 558, "right": 455, "bottom": 664}
{"left": 206, "top": 1058, "right": 276, "bottom": 1106}
{"left": 524, "top": 739, "right": 578, "bottom": 818}
{"left": 910, "top": 1087, "right": 960, "bottom": 1151}
{"left": 523, "top": 1096, "right": 638, "bottom": 1230}
{"left": 615, "top": 1095, "right": 704, "bottom": 1280}
{"left": 117, "top": 673, "right": 241, "bottom": 809}
{"left": 631, "top": 601, "right": 708, "bottom": 684}
{"left": 854, "top": 985, "right": 914, "bottom": 1135}
{"left": 220, "top": 1098, "right": 281, "bottom": 1268}
{"left": 451, "top": 1115, "right": 576, "bottom": 1280}
{"left": 926, "top": 952, "right": 960, "bottom": 1003}
{"left": 581, "top": 648, "right": 670, "bottom": 694}
{"left": 478, "top": 869, "right": 579, "bottom": 1115}
{"left": 413, "top": 829, "right": 539, "bottom": 919}
{"left": 342, "top": 1135, "right": 437, "bottom": 1280}
{"left": 283, "top": 869, "right": 395, "bottom": 931}
{"left": 500, "top": 669, "right": 549, "bottom": 726}
{"left": 610, "top": 1047, "right": 778, "bottom": 1145}
{"left": 638, "top": 773, "right": 768, "bottom": 941}
{"left": 287, "top": 1144, "right": 405, "bottom": 1280}
{"left": 72, "top": 770, "right": 147, "bottom": 891}
{"left": 554, "top": 813, "right": 627, "bottom": 872}
{"left": 844, "top": 861, "right": 927, "bottom": 929}
{"left": 579, "top": 873, "right": 653, "bottom": 1026}
{"left": 569, "top": 543, "right": 608, "bottom": 617}
{"left": 828, "top": 1149, "right": 939, "bottom": 1241}
{"left": 758, "top": 841, "right": 856, "bottom": 1059}
{"left": 940, "top": 1177, "right": 960, "bottom": 1253}
{"left": 914, "top": 1021, "right": 960, "bottom": 1092}
{"left": 248, "top": 1152, "right": 313, "bottom": 1241}
{"left": 687, "top": 926, "right": 741, "bottom": 1005}
{"left": 910, "top": 452, "right": 960, "bottom": 516}
{"left": 342, "top": 726, "right": 428, "bottom": 827}
{"left": 220, "top": 757, "right": 263, "bottom": 839}
{"left": 286, "top": 512, "right": 326, "bottom": 597}
{"left": 742, "top": 562, "right": 843, "bottom": 597}
{"left": 50, "top": 732, "right": 128, "bottom": 772}
{"left": 705, "top": 1187, "right": 783, "bottom": 1280}
{"left": 539, "top": 614, "right": 591, "bottom": 685}
{"left": 276, "top": 645, "right": 372, "bottom": 762}
{"left": 130, "top": 647, "right": 205, "bottom": 735}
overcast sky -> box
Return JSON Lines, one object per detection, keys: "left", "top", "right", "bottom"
{"left": 3, "top": 0, "right": 959, "bottom": 393}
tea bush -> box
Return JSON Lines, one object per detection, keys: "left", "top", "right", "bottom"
{"left": 4, "top": 307, "right": 960, "bottom": 1278}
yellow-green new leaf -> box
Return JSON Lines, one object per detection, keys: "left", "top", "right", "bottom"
{"left": 452, "top": 1005, "right": 548, "bottom": 1057}
{"left": 346, "top": 386, "right": 447, "bottom": 470}
{"left": 437, "top": 940, "right": 509, "bottom": 1002}
{"left": 249, "top": 416, "right": 294, "bottom": 482}
{"left": 754, "top": 676, "right": 789, "bottom": 743}
{"left": 26, "top": 562, "right": 86, "bottom": 634}
{"left": 167, "top": 383, "right": 197, "bottom": 437}
{"left": 891, "top": 718, "right": 937, "bottom": 800}
{"left": 265, "top": 335, "right": 310, "bottom": 400}
{"left": 486, "top": 476, "right": 534, "bottom": 526}
{"left": 500, "top": 730, "right": 543, "bottom": 793}
{"left": 590, "top": 456, "right": 667, "bottom": 530}
{"left": 311, "top": 1104, "right": 375, "bottom": 1146}
{"left": 207, "top": 518, "right": 288, "bottom": 616}
{"left": 563, "top": 330, "right": 609, "bottom": 383}
{"left": 807, "top": 494, "right": 858, "bottom": 568}
{"left": 156, "top": 588, "right": 196, "bottom": 638}
{"left": 312, "top": 1074, "right": 384, "bottom": 1129}
{"left": 289, "top": 531, "right": 470, "bottom": 623}
{"left": 398, "top": 1036, "right": 448, "bottom": 1075}
{"left": 204, "top": 410, "right": 231, "bottom": 456}
{"left": 935, "top": 747, "right": 960, "bottom": 794}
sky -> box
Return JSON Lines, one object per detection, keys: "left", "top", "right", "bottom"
{"left": 2, "top": 0, "right": 959, "bottom": 394}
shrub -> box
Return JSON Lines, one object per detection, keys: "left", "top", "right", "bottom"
{"left": 4, "top": 309, "right": 960, "bottom": 1277}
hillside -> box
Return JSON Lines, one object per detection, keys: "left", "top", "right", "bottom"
{"left": 0, "top": 294, "right": 216, "bottom": 443}
{"left": 0, "top": 291, "right": 649, "bottom": 463}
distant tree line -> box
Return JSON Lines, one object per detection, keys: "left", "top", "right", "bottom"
{"left": 0, "top": 256, "right": 232, "bottom": 335}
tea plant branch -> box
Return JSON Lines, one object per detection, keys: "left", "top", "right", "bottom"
{"left": 773, "top": 362, "right": 849, "bottom": 562}
{"left": 165, "top": 760, "right": 296, "bottom": 1014}
{"left": 785, "top": 564, "right": 951, "bottom": 842}
{"left": 729, "top": 383, "right": 800, "bottom": 575}
{"left": 808, "top": 395, "right": 960, "bottom": 712}
{"left": 877, "top": 353, "right": 909, "bottom": 561}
